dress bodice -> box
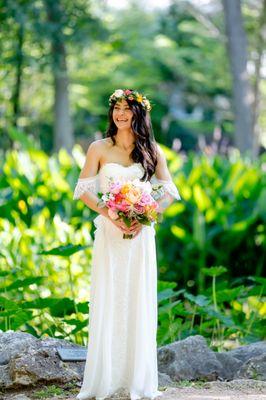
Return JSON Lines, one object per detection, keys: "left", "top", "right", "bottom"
{"left": 73, "top": 162, "right": 181, "bottom": 201}
{"left": 99, "top": 162, "right": 145, "bottom": 193}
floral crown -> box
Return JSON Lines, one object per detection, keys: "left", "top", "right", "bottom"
{"left": 109, "top": 89, "right": 152, "bottom": 112}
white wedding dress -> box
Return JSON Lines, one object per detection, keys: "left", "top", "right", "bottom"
{"left": 73, "top": 162, "right": 180, "bottom": 400}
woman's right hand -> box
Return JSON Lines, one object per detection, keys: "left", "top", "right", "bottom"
{"left": 110, "top": 217, "right": 140, "bottom": 236}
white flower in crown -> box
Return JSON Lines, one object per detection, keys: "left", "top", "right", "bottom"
{"left": 114, "top": 89, "right": 124, "bottom": 97}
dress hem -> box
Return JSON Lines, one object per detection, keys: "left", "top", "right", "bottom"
{"left": 76, "top": 389, "right": 163, "bottom": 400}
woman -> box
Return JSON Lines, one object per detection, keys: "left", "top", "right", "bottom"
{"left": 73, "top": 89, "right": 180, "bottom": 400}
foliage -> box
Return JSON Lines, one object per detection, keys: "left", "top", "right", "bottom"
{"left": 156, "top": 146, "right": 266, "bottom": 288}
{"left": 1, "top": 0, "right": 265, "bottom": 152}
{"left": 0, "top": 136, "right": 265, "bottom": 346}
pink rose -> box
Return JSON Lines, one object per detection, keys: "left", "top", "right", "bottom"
{"left": 134, "top": 204, "right": 145, "bottom": 214}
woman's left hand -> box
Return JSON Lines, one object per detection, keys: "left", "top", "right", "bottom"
{"left": 123, "top": 219, "right": 143, "bottom": 237}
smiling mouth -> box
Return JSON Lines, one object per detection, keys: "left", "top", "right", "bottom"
{"left": 117, "top": 119, "right": 128, "bottom": 122}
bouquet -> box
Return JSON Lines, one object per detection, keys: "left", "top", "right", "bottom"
{"left": 97, "top": 178, "right": 163, "bottom": 239}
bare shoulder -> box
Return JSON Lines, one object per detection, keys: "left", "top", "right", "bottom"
{"left": 79, "top": 139, "right": 108, "bottom": 178}
{"left": 86, "top": 138, "right": 111, "bottom": 157}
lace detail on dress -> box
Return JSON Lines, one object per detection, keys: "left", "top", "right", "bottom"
{"left": 73, "top": 175, "right": 100, "bottom": 200}
{"left": 150, "top": 175, "right": 181, "bottom": 201}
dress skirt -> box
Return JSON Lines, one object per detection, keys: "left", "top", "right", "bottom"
{"left": 76, "top": 214, "right": 162, "bottom": 400}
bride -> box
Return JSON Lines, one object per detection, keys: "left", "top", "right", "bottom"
{"left": 73, "top": 89, "right": 181, "bottom": 400}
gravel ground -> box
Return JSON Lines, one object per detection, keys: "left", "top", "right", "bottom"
{"left": 1, "top": 380, "right": 266, "bottom": 400}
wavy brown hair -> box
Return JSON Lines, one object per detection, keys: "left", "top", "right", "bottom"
{"left": 105, "top": 98, "right": 158, "bottom": 181}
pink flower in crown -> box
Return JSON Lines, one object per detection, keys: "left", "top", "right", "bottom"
{"left": 127, "top": 95, "right": 134, "bottom": 101}
{"left": 124, "top": 89, "right": 132, "bottom": 95}
{"left": 109, "top": 181, "right": 122, "bottom": 194}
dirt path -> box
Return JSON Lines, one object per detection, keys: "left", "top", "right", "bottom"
{"left": 2, "top": 380, "right": 266, "bottom": 400}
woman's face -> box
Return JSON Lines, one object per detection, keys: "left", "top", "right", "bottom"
{"left": 112, "top": 99, "right": 133, "bottom": 130}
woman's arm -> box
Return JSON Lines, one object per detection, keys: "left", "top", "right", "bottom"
{"left": 73, "top": 141, "right": 110, "bottom": 220}
{"left": 74, "top": 141, "right": 140, "bottom": 235}
{"left": 153, "top": 143, "right": 181, "bottom": 213}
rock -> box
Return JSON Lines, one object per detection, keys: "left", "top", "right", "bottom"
{"left": 157, "top": 335, "right": 266, "bottom": 383}
{"left": 158, "top": 372, "right": 174, "bottom": 387}
{"left": 236, "top": 354, "right": 266, "bottom": 380}
{"left": 227, "top": 341, "right": 266, "bottom": 363}
{"left": 157, "top": 335, "right": 223, "bottom": 382}
{"left": 224, "top": 341, "right": 266, "bottom": 380}
{"left": 0, "top": 331, "right": 39, "bottom": 364}
{"left": 0, "top": 350, "right": 10, "bottom": 365}
{"left": 0, "top": 365, "right": 13, "bottom": 387}
{"left": 215, "top": 351, "right": 242, "bottom": 380}
{"left": 0, "top": 331, "right": 84, "bottom": 389}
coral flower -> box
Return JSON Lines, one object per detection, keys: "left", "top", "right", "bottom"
{"left": 124, "top": 89, "right": 132, "bottom": 95}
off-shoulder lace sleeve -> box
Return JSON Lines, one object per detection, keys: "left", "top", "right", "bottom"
{"left": 150, "top": 175, "right": 181, "bottom": 201}
{"left": 73, "top": 175, "right": 100, "bottom": 200}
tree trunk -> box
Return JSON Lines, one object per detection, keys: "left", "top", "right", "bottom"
{"left": 45, "top": 0, "right": 74, "bottom": 153}
{"left": 11, "top": 22, "right": 24, "bottom": 127}
{"left": 222, "top": 0, "right": 254, "bottom": 154}
{"left": 252, "top": 0, "right": 266, "bottom": 157}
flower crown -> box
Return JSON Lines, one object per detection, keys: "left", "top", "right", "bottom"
{"left": 109, "top": 89, "right": 152, "bottom": 112}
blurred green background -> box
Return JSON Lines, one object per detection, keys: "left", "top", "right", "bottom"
{"left": 0, "top": 0, "right": 265, "bottom": 349}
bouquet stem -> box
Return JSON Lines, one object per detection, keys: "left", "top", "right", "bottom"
{"left": 123, "top": 233, "right": 134, "bottom": 239}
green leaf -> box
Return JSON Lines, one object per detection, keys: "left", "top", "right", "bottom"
{"left": 38, "top": 244, "right": 90, "bottom": 257}
{"left": 4, "top": 277, "right": 45, "bottom": 291}
{"left": 184, "top": 293, "right": 211, "bottom": 307}
{"left": 158, "top": 288, "right": 185, "bottom": 303}
{"left": 216, "top": 286, "right": 245, "bottom": 302}
{"left": 201, "top": 266, "right": 228, "bottom": 277}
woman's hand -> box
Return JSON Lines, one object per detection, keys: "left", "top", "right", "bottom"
{"left": 110, "top": 217, "right": 143, "bottom": 237}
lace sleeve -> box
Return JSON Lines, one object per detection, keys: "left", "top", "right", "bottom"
{"left": 150, "top": 175, "right": 181, "bottom": 201}
{"left": 73, "top": 175, "right": 100, "bottom": 200}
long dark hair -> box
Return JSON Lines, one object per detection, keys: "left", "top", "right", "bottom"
{"left": 105, "top": 98, "right": 158, "bottom": 181}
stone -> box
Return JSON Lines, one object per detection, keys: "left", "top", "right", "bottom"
{"left": 215, "top": 351, "right": 242, "bottom": 380}
{"left": 158, "top": 372, "right": 174, "bottom": 387}
{"left": 227, "top": 341, "right": 266, "bottom": 363}
{"left": 236, "top": 354, "right": 266, "bottom": 380}
{"left": 157, "top": 335, "right": 224, "bottom": 382}
{"left": 0, "top": 331, "right": 84, "bottom": 389}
